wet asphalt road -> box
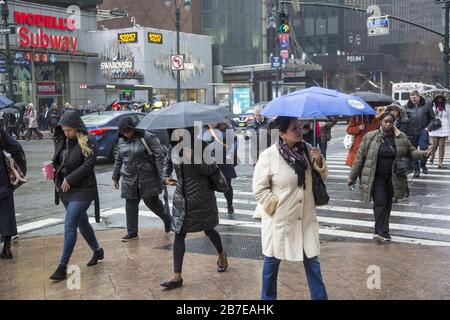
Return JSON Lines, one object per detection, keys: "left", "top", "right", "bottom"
{"left": 11, "top": 124, "right": 450, "bottom": 245}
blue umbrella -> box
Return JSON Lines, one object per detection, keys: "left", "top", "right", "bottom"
{"left": 0, "top": 96, "right": 14, "bottom": 109}
{"left": 262, "top": 87, "right": 376, "bottom": 146}
{"left": 262, "top": 87, "right": 376, "bottom": 118}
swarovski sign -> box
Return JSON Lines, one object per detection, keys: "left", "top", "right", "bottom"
{"left": 100, "top": 40, "right": 143, "bottom": 80}
{"left": 101, "top": 61, "right": 133, "bottom": 70}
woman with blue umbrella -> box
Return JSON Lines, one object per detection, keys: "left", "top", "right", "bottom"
{"left": 253, "top": 116, "right": 328, "bottom": 300}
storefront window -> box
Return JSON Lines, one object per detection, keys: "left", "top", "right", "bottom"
{"left": 153, "top": 89, "right": 206, "bottom": 106}
{"left": 35, "top": 63, "right": 68, "bottom": 108}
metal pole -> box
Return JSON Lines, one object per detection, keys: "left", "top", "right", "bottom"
{"left": 444, "top": 2, "right": 450, "bottom": 89}
{"left": 275, "top": 0, "right": 279, "bottom": 98}
{"left": 1, "top": 0, "right": 13, "bottom": 101}
{"left": 176, "top": 5, "right": 181, "bottom": 102}
{"left": 380, "top": 71, "right": 384, "bottom": 95}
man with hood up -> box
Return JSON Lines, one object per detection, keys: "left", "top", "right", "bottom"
{"left": 112, "top": 116, "right": 171, "bottom": 241}
{"left": 404, "top": 91, "right": 435, "bottom": 177}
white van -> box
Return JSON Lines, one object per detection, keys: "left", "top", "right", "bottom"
{"left": 392, "top": 82, "right": 436, "bottom": 106}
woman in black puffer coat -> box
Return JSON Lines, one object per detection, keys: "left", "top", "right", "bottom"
{"left": 48, "top": 110, "right": 103, "bottom": 281}
{"left": 160, "top": 127, "right": 229, "bottom": 290}
{"left": 112, "top": 117, "right": 171, "bottom": 241}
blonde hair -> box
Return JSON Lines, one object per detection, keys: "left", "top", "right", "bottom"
{"left": 77, "top": 132, "right": 93, "bottom": 157}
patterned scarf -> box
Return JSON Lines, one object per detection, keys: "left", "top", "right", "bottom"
{"left": 277, "top": 138, "right": 309, "bottom": 189}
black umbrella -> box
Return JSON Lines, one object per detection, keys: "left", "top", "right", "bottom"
{"left": 422, "top": 88, "right": 450, "bottom": 102}
{"left": 137, "top": 102, "right": 232, "bottom": 130}
{"left": 0, "top": 107, "right": 20, "bottom": 114}
{"left": 80, "top": 103, "right": 105, "bottom": 111}
{"left": 351, "top": 91, "right": 394, "bottom": 104}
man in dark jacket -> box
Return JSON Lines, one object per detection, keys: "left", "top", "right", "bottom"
{"left": 245, "top": 105, "right": 273, "bottom": 164}
{"left": 319, "top": 118, "right": 336, "bottom": 159}
{"left": 4, "top": 112, "right": 20, "bottom": 139}
{"left": 404, "top": 91, "right": 435, "bottom": 177}
{"left": 112, "top": 117, "right": 171, "bottom": 241}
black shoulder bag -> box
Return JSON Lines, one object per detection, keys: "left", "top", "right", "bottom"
{"left": 305, "top": 153, "right": 329, "bottom": 206}
{"left": 385, "top": 138, "right": 412, "bottom": 177}
{"left": 210, "top": 165, "right": 229, "bottom": 193}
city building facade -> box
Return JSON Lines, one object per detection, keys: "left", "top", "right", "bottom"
{"left": 266, "top": 0, "right": 446, "bottom": 95}
{"left": 86, "top": 27, "right": 213, "bottom": 104}
{"left": 0, "top": 0, "right": 98, "bottom": 107}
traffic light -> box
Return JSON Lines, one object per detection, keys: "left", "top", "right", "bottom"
{"left": 279, "top": 11, "right": 290, "bottom": 33}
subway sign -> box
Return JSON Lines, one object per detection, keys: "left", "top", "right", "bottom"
{"left": 118, "top": 32, "right": 138, "bottom": 44}
{"left": 148, "top": 32, "right": 162, "bottom": 44}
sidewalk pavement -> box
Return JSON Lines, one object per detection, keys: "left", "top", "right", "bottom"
{"left": 1, "top": 227, "right": 450, "bottom": 300}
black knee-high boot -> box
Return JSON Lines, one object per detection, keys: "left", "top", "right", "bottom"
{"left": 1, "top": 236, "right": 13, "bottom": 259}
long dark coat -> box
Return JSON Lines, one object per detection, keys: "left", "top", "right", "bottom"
{"left": 0, "top": 130, "right": 26, "bottom": 236}
{"left": 163, "top": 140, "right": 220, "bottom": 234}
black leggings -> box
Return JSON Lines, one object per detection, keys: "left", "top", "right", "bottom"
{"left": 173, "top": 229, "right": 223, "bottom": 273}
{"left": 224, "top": 177, "right": 233, "bottom": 208}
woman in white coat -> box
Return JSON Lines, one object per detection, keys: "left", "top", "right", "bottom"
{"left": 253, "top": 116, "right": 328, "bottom": 300}
{"left": 429, "top": 93, "right": 450, "bottom": 168}
{"left": 26, "top": 104, "right": 43, "bottom": 141}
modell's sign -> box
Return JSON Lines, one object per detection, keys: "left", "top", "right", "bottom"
{"left": 14, "top": 11, "right": 78, "bottom": 52}
{"left": 36, "top": 82, "right": 57, "bottom": 95}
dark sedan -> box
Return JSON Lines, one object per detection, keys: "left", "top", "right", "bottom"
{"left": 82, "top": 111, "right": 146, "bottom": 160}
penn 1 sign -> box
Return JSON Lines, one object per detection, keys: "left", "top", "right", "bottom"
{"left": 14, "top": 11, "right": 78, "bottom": 52}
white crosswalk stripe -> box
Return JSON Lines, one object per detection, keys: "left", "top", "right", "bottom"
{"left": 15, "top": 153, "right": 450, "bottom": 247}
{"left": 214, "top": 153, "right": 450, "bottom": 246}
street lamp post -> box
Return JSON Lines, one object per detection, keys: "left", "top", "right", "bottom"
{"left": 0, "top": 0, "right": 14, "bottom": 101}
{"left": 165, "top": 0, "right": 191, "bottom": 103}
{"left": 444, "top": 1, "right": 450, "bottom": 88}
{"left": 348, "top": 33, "right": 361, "bottom": 91}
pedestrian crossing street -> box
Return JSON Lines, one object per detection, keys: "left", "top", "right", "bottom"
{"left": 14, "top": 153, "right": 450, "bottom": 247}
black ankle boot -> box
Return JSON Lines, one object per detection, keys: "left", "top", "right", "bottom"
{"left": 1, "top": 246, "right": 12, "bottom": 259}
{"left": 164, "top": 217, "right": 172, "bottom": 233}
{"left": 50, "top": 264, "right": 67, "bottom": 281}
{"left": 87, "top": 248, "right": 104, "bottom": 266}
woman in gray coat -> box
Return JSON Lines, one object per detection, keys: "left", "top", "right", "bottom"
{"left": 112, "top": 117, "right": 171, "bottom": 241}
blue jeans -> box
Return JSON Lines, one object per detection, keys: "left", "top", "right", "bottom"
{"left": 261, "top": 255, "right": 328, "bottom": 300}
{"left": 412, "top": 129, "right": 429, "bottom": 171}
{"left": 60, "top": 201, "right": 100, "bottom": 266}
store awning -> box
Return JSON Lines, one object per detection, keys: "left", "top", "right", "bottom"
{"left": 222, "top": 60, "right": 322, "bottom": 83}
{"left": 80, "top": 84, "right": 153, "bottom": 90}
